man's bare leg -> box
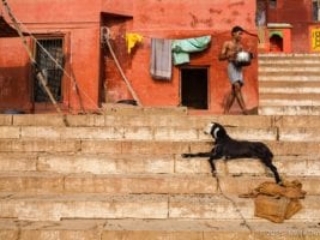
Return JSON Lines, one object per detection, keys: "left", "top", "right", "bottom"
{"left": 223, "top": 90, "right": 235, "bottom": 114}
{"left": 233, "top": 82, "right": 248, "bottom": 114}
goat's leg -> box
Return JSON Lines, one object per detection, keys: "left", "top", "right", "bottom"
{"left": 265, "top": 161, "right": 282, "bottom": 184}
{"left": 208, "top": 157, "right": 217, "bottom": 176}
{"left": 181, "top": 152, "right": 212, "bottom": 158}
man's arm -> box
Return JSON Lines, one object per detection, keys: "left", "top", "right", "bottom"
{"left": 218, "top": 41, "right": 229, "bottom": 61}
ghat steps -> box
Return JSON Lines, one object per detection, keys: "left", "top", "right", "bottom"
{"left": 0, "top": 110, "right": 320, "bottom": 239}
{"left": 258, "top": 53, "right": 320, "bottom": 115}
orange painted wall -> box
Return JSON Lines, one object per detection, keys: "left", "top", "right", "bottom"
{"left": 0, "top": 0, "right": 258, "bottom": 114}
{"left": 102, "top": 0, "right": 133, "bottom": 16}
{"left": 0, "top": 38, "right": 31, "bottom": 110}
{"left": 0, "top": 0, "right": 101, "bottom": 113}
{"left": 266, "top": 0, "right": 313, "bottom": 53}
{"left": 123, "top": 0, "right": 259, "bottom": 114}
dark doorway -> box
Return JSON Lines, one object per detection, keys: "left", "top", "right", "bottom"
{"left": 34, "top": 38, "right": 64, "bottom": 102}
{"left": 180, "top": 67, "right": 208, "bottom": 109}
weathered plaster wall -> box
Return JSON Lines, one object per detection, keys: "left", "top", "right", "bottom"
{"left": 0, "top": 0, "right": 258, "bottom": 114}
{"left": 0, "top": 38, "right": 31, "bottom": 110}
{"left": 120, "top": 0, "right": 258, "bottom": 113}
{"left": 101, "top": 0, "right": 133, "bottom": 16}
{"left": 266, "top": 0, "right": 313, "bottom": 53}
{"left": 0, "top": 0, "right": 101, "bottom": 113}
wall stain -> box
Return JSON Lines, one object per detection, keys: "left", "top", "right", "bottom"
{"left": 189, "top": 13, "right": 213, "bottom": 28}
{"left": 228, "top": 0, "right": 245, "bottom": 8}
{"left": 209, "top": 8, "right": 222, "bottom": 15}
{"left": 231, "top": 10, "right": 240, "bottom": 17}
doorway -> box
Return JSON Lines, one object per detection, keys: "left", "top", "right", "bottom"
{"left": 34, "top": 38, "right": 64, "bottom": 102}
{"left": 180, "top": 67, "right": 208, "bottom": 109}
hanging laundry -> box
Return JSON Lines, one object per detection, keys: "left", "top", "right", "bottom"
{"left": 171, "top": 36, "right": 211, "bottom": 65}
{"left": 126, "top": 33, "right": 143, "bottom": 53}
{"left": 150, "top": 38, "right": 172, "bottom": 80}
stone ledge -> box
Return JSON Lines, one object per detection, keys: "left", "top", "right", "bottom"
{"left": 1, "top": 219, "right": 320, "bottom": 240}
{"left": 0, "top": 193, "right": 318, "bottom": 222}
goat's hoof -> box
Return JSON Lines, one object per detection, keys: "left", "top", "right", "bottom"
{"left": 278, "top": 181, "right": 284, "bottom": 186}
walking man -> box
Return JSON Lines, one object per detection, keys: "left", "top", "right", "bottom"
{"left": 219, "top": 26, "right": 249, "bottom": 115}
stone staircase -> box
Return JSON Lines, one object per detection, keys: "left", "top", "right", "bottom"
{"left": 0, "top": 107, "right": 320, "bottom": 239}
{"left": 258, "top": 53, "right": 320, "bottom": 115}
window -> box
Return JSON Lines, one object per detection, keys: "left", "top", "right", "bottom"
{"left": 34, "top": 38, "right": 64, "bottom": 102}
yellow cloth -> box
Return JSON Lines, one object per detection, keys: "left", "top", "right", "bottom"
{"left": 126, "top": 33, "right": 143, "bottom": 53}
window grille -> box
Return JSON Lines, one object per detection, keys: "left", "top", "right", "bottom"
{"left": 34, "top": 38, "right": 64, "bottom": 102}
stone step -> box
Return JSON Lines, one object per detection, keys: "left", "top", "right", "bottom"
{"left": 0, "top": 139, "right": 320, "bottom": 156}
{"left": 259, "top": 81, "right": 320, "bottom": 94}
{"left": 101, "top": 103, "right": 188, "bottom": 115}
{"left": 258, "top": 53, "right": 320, "bottom": 61}
{"left": 259, "top": 72, "right": 320, "bottom": 81}
{"left": 4, "top": 114, "right": 320, "bottom": 128}
{"left": 0, "top": 125, "right": 278, "bottom": 141}
{"left": 0, "top": 173, "right": 318, "bottom": 195}
{"left": 0, "top": 152, "right": 319, "bottom": 177}
{"left": 2, "top": 114, "right": 275, "bottom": 127}
{"left": 259, "top": 93, "right": 320, "bottom": 106}
{"left": 258, "top": 106, "right": 320, "bottom": 115}
{"left": 259, "top": 59, "right": 320, "bottom": 65}
{"left": 259, "top": 65, "right": 320, "bottom": 72}
{"left": 0, "top": 173, "right": 216, "bottom": 195}
{"left": 2, "top": 124, "right": 320, "bottom": 142}
{"left": 0, "top": 192, "right": 317, "bottom": 222}
{"left": 1, "top": 218, "right": 319, "bottom": 240}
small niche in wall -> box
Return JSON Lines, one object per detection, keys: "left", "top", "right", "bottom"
{"left": 269, "top": 0, "right": 277, "bottom": 9}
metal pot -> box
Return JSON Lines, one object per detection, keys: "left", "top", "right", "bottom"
{"left": 234, "top": 51, "right": 253, "bottom": 67}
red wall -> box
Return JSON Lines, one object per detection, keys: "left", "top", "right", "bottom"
{"left": 0, "top": 0, "right": 258, "bottom": 114}
{"left": 266, "top": 0, "right": 313, "bottom": 53}
{"left": 105, "top": 0, "right": 259, "bottom": 114}
{"left": 0, "top": 0, "right": 101, "bottom": 113}
{"left": 0, "top": 38, "right": 31, "bottom": 110}
{"left": 102, "top": 0, "right": 133, "bottom": 16}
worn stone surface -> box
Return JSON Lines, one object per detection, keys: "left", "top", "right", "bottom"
{"left": 1, "top": 219, "right": 320, "bottom": 240}
{"left": 0, "top": 113, "right": 319, "bottom": 238}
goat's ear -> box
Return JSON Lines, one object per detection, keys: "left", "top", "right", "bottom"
{"left": 213, "top": 123, "right": 226, "bottom": 139}
{"left": 213, "top": 126, "right": 220, "bottom": 139}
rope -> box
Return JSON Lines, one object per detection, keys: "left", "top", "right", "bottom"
{"left": 1, "top": 0, "right": 104, "bottom": 115}
{"left": 29, "top": 34, "right": 102, "bottom": 114}
{"left": 213, "top": 173, "right": 253, "bottom": 234}
{"left": 1, "top": 0, "right": 71, "bottom": 126}
{"left": 102, "top": 27, "right": 142, "bottom": 106}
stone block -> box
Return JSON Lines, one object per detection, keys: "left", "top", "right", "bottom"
{"left": 0, "top": 126, "right": 19, "bottom": 139}
{"left": 154, "top": 127, "right": 199, "bottom": 141}
{"left": 0, "top": 194, "right": 169, "bottom": 221}
{"left": 13, "top": 114, "right": 66, "bottom": 126}
{"left": 0, "top": 153, "right": 37, "bottom": 172}
{"left": 37, "top": 154, "right": 174, "bottom": 174}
